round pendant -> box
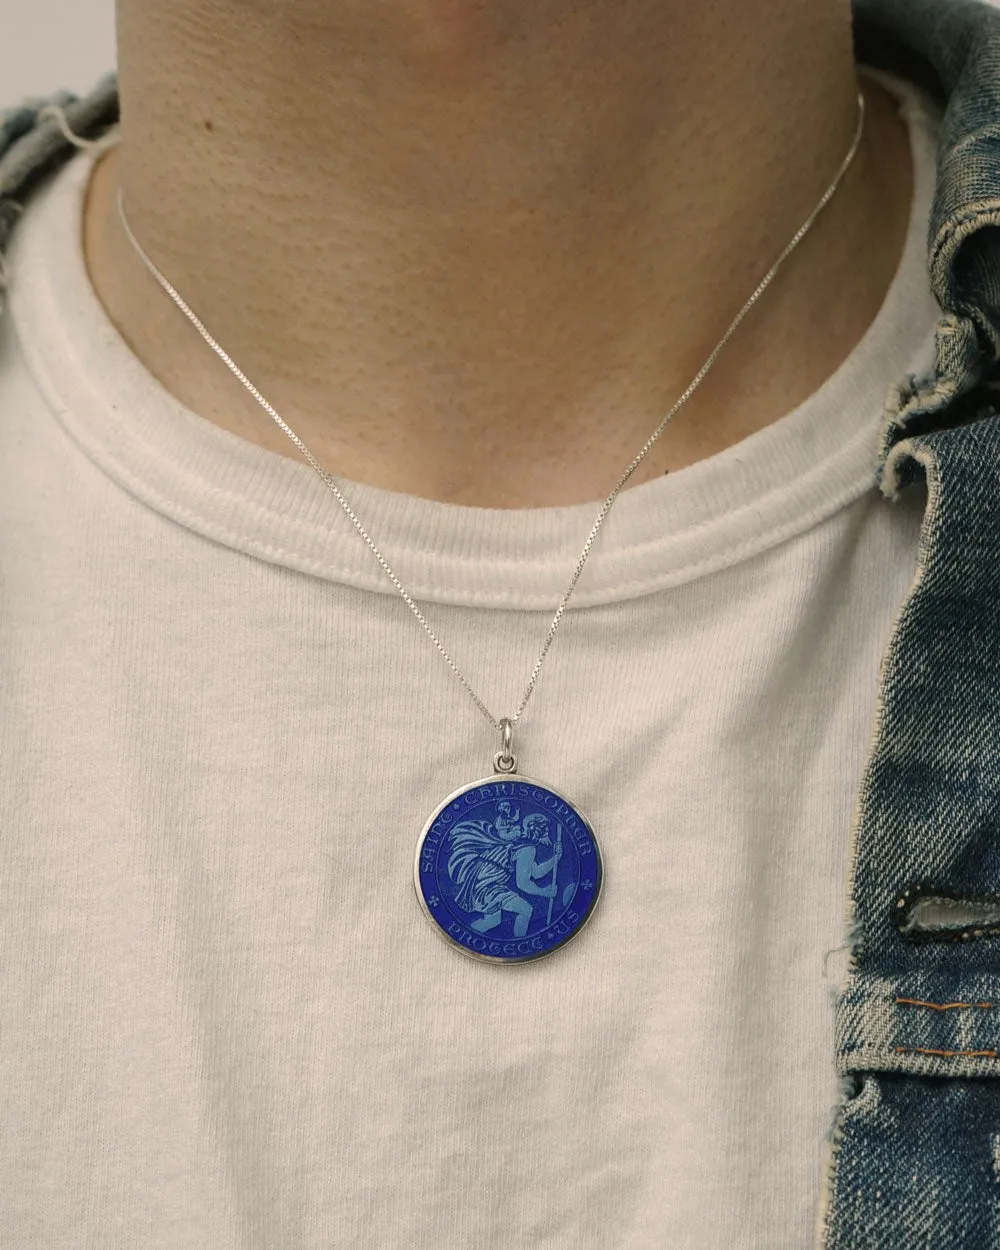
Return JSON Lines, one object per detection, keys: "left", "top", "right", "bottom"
{"left": 414, "top": 773, "right": 602, "bottom": 964}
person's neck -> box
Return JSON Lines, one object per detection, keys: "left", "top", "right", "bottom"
{"left": 84, "top": 0, "right": 914, "bottom": 508}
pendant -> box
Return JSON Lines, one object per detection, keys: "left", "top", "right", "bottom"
{"left": 414, "top": 718, "right": 603, "bottom": 964}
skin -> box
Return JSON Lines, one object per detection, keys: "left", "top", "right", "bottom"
{"left": 82, "top": 0, "right": 915, "bottom": 508}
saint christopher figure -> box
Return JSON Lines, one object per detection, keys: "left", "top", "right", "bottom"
{"left": 446, "top": 801, "right": 563, "bottom": 937}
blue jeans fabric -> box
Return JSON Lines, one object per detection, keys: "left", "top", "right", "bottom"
{"left": 3, "top": 1, "right": 1000, "bottom": 1246}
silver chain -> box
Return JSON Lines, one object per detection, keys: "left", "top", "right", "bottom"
{"left": 115, "top": 87, "right": 865, "bottom": 766}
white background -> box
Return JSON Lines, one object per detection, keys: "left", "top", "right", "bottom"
{"left": 2, "top": 0, "right": 115, "bottom": 107}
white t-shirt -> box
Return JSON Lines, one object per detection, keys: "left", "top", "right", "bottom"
{"left": 0, "top": 70, "right": 943, "bottom": 1248}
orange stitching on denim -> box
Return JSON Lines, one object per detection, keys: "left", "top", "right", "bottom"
{"left": 894, "top": 1046, "right": 998, "bottom": 1058}
{"left": 895, "top": 997, "right": 995, "bottom": 1010}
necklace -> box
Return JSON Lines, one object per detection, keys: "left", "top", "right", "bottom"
{"left": 115, "top": 88, "right": 866, "bottom": 963}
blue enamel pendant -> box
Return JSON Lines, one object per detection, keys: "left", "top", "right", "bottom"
{"left": 414, "top": 721, "right": 602, "bottom": 964}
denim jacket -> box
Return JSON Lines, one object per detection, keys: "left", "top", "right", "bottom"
{"left": 3, "top": 0, "right": 1000, "bottom": 1246}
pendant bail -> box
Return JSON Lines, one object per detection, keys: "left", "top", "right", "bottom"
{"left": 494, "top": 717, "right": 517, "bottom": 774}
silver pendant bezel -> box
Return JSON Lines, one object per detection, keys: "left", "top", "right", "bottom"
{"left": 413, "top": 771, "right": 603, "bottom": 965}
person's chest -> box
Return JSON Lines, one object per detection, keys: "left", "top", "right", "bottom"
{"left": 0, "top": 470, "right": 925, "bottom": 1247}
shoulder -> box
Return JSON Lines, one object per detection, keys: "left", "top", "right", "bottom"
{"left": 1, "top": 73, "right": 119, "bottom": 313}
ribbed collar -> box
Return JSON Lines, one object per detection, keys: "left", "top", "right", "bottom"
{"left": 5, "top": 73, "right": 940, "bottom": 609}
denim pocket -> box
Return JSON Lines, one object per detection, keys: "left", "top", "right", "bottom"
{"left": 819, "top": 971, "right": 1000, "bottom": 1249}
